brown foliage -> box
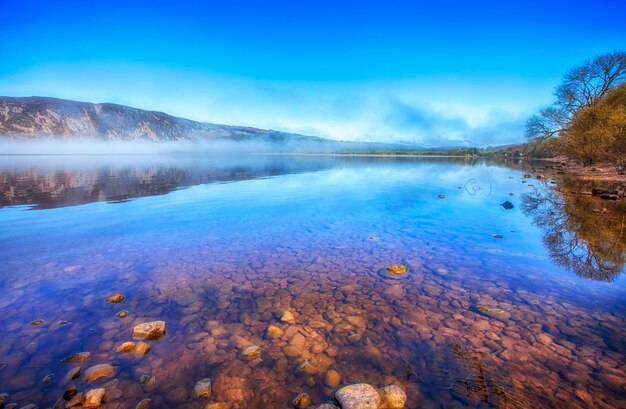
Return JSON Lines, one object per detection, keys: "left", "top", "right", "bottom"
{"left": 560, "top": 84, "right": 626, "bottom": 171}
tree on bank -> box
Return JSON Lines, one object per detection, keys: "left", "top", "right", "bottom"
{"left": 561, "top": 84, "right": 626, "bottom": 171}
{"left": 525, "top": 51, "right": 626, "bottom": 171}
{"left": 526, "top": 51, "right": 626, "bottom": 141}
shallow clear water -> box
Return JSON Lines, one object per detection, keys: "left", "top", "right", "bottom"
{"left": 0, "top": 155, "right": 624, "bottom": 409}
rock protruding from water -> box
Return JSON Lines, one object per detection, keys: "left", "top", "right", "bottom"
{"left": 133, "top": 321, "right": 166, "bottom": 340}
{"left": 500, "top": 201, "right": 514, "bottom": 210}
{"left": 334, "top": 383, "right": 380, "bottom": 409}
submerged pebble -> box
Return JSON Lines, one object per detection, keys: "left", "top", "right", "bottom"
{"left": 62, "top": 352, "right": 90, "bottom": 363}
{"left": 292, "top": 392, "right": 311, "bottom": 408}
{"left": 239, "top": 345, "right": 261, "bottom": 360}
{"left": 84, "top": 364, "right": 114, "bottom": 383}
{"left": 194, "top": 378, "right": 212, "bottom": 398}
{"left": 83, "top": 388, "right": 107, "bottom": 408}
{"left": 105, "top": 293, "right": 125, "bottom": 303}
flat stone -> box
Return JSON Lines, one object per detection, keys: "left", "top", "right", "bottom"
{"left": 335, "top": 383, "right": 380, "bottom": 409}
{"left": 116, "top": 310, "right": 128, "bottom": 318}
{"left": 62, "top": 352, "right": 90, "bottom": 363}
{"left": 30, "top": 319, "right": 44, "bottom": 326}
{"left": 133, "top": 321, "right": 166, "bottom": 340}
{"left": 84, "top": 364, "right": 114, "bottom": 383}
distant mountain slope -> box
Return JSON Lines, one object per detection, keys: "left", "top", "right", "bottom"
{"left": 0, "top": 96, "right": 326, "bottom": 143}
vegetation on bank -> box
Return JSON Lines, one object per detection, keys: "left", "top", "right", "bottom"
{"left": 522, "top": 51, "right": 626, "bottom": 173}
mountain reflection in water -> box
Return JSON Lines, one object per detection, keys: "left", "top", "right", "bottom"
{"left": 0, "top": 154, "right": 624, "bottom": 409}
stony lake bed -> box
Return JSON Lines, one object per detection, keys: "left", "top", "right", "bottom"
{"left": 0, "top": 155, "right": 624, "bottom": 409}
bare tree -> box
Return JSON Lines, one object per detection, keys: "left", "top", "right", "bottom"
{"left": 526, "top": 51, "right": 626, "bottom": 140}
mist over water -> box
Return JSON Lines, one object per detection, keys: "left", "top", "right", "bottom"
{"left": 0, "top": 154, "right": 624, "bottom": 408}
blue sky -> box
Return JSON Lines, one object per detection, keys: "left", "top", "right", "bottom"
{"left": 1, "top": 0, "right": 625, "bottom": 146}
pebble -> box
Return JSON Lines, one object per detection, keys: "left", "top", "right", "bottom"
{"left": 280, "top": 310, "right": 295, "bottom": 323}
{"left": 65, "top": 393, "right": 83, "bottom": 408}
{"left": 266, "top": 325, "right": 283, "bottom": 339}
{"left": 64, "top": 367, "right": 81, "bottom": 382}
{"left": 194, "top": 378, "right": 212, "bottom": 399}
{"left": 133, "top": 321, "right": 166, "bottom": 340}
{"left": 335, "top": 383, "right": 380, "bottom": 409}
{"left": 239, "top": 345, "right": 261, "bottom": 360}
{"left": 41, "top": 373, "right": 54, "bottom": 384}
{"left": 29, "top": 319, "right": 44, "bottom": 326}
{"left": 116, "top": 310, "right": 128, "bottom": 318}
{"left": 105, "top": 293, "right": 125, "bottom": 303}
{"left": 84, "top": 364, "right": 114, "bottom": 383}
{"left": 117, "top": 341, "right": 136, "bottom": 352}
{"left": 63, "top": 385, "right": 78, "bottom": 400}
{"left": 83, "top": 388, "right": 107, "bottom": 408}
{"left": 62, "top": 352, "right": 90, "bottom": 363}
{"left": 134, "top": 341, "right": 151, "bottom": 355}
{"left": 386, "top": 265, "right": 408, "bottom": 275}
{"left": 324, "top": 370, "right": 341, "bottom": 388}
{"left": 292, "top": 392, "right": 311, "bottom": 408}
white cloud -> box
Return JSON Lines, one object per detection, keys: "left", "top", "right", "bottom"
{"left": 0, "top": 62, "right": 556, "bottom": 146}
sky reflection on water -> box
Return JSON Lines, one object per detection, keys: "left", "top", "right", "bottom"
{"left": 0, "top": 155, "right": 624, "bottom": 408}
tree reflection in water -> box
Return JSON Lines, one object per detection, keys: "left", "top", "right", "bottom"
{"left": 521, "top": 179, "right": 626, "bottom": 282}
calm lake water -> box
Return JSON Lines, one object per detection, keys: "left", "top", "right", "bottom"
{"left": 0, "top": 155, "right": 624, "bottom": 409}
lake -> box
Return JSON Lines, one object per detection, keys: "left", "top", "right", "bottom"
{"left": 0, "top": 154, "right": 624, "bottom": 409}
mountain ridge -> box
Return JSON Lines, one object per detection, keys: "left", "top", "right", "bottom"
{"left": 0, "top": 96, "right": 328, "bottom": 144}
